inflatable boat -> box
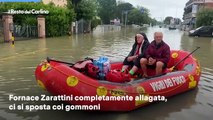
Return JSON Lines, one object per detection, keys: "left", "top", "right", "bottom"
{"left": 35, "top": 50, "right": 201, "bottom": 111}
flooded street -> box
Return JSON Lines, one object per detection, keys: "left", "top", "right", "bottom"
{"left": 0, "top": 27, "right": 213, "bottom": 120}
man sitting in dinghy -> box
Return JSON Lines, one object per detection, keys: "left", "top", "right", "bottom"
{"left": 121, "top": 32, "right": 150, "bottom": 76}
{"left": 140, "top": 32, "right": 170, "bottom": 77}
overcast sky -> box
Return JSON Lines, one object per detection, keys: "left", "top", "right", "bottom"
{"left": 122, "top": 0, "right": 189, "bottom": 21}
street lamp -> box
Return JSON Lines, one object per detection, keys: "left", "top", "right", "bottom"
{"left": 122, "top": 10, "right": 132, "bottom": 28}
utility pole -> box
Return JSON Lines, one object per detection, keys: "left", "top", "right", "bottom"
{"left": 125, "top": 11, "right": 128, "bottom": 28}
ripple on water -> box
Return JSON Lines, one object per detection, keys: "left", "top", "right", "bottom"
{"left": 200, "top": 67, "right": 213, "bottom": 93}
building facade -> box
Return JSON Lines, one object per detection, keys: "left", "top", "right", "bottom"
{"left": 183, "top": 0, "right": 213, "bottom": 30}
{"left": 42, "top": 0, "right": 67, "bottom": 7}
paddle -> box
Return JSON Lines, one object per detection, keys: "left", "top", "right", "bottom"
{"left": 46, "top": 57, "right": 75, "bottom": 66}
{"left": 170, "top": 47, "right": 200, "bottom": 71}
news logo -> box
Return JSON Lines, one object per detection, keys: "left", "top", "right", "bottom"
{"left": 0, "top": 0, "right": 40, "bottom": 2}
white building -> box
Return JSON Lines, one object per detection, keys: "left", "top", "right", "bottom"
{"left": 183, "top": 0, "right": 213, "bottom": 30}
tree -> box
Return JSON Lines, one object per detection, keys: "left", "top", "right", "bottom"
{"left": 97, "top": 0, "right": 117, "bottom": 24}
{"left": 115, "top": 2, "right": 133, "bottom": 23}
{"left": 67, "top": 0, "right": 82, "bottom": 21}
{"left": 150, "top": 18, "right": 158, "bottom": 26}
{"left": 75, "top": 0, "right": 97, "bottom": 20}
{"left": 128, "top": 9, "right": 143, "bottom": 25}
{"left": 71, "top": 0, "right": 82, "bottom": 7}
{"left": 164, "top": 16, "right": 173, "bottom": 25}
{"left": 196, "top": 8, "right": 213, "bottom": 27}
{"left": 91, "top": 17, "right": 101, "bottom": 30}
{"left": 127, "top": 7, "right": 150, "bottom": 25}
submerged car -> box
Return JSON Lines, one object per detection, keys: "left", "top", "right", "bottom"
{"left": 189, "top": 26, "right": 213, "bottom": 37}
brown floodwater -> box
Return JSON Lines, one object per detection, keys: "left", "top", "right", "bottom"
{"left": 0, "top": 27, "right": 212, "bottom": 120}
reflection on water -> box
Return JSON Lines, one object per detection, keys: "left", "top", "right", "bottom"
{"left": 0, "top": 27, "right": 213, "bottom": 120}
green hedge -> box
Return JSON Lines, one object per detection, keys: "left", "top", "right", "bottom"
{"left": 0, "top": 2, "right": 75, "bottom": 37}
{"left": 196, "top": 8, "right": 213, "bottom": 27}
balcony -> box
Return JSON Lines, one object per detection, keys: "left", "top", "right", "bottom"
{"left": 184, "top": 13, "right": 196, "bottom": 19}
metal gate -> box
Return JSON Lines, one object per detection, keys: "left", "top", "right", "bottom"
{"left": 77, "top": 19, "right": 91, "bottom": 34}
{"left": 13, "top": 24, "right": 38, "bottom": 39}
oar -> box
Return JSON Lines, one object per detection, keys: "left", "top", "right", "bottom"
{"left": 46, "top": 57, "right": 75, "bottom": 66}
{"left": 170, "top": 47, "right": 200, "bottom": 71}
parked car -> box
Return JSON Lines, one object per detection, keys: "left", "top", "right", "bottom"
{"left": 189, "top": 26, "right": 213, "bottom": 37}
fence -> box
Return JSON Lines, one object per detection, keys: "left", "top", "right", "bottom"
{"left": 13, "top": 24, "right": 38, "bottom": 39}
{"left": 76, "top": 19, "right": 91, "bottom": 34}
{"left": 93, "top": 25, "right": 121, "bottom": 34}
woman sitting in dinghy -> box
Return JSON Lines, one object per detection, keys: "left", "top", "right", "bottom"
{"left": 121, "top": 32, "right": 150, "bottom": 77}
